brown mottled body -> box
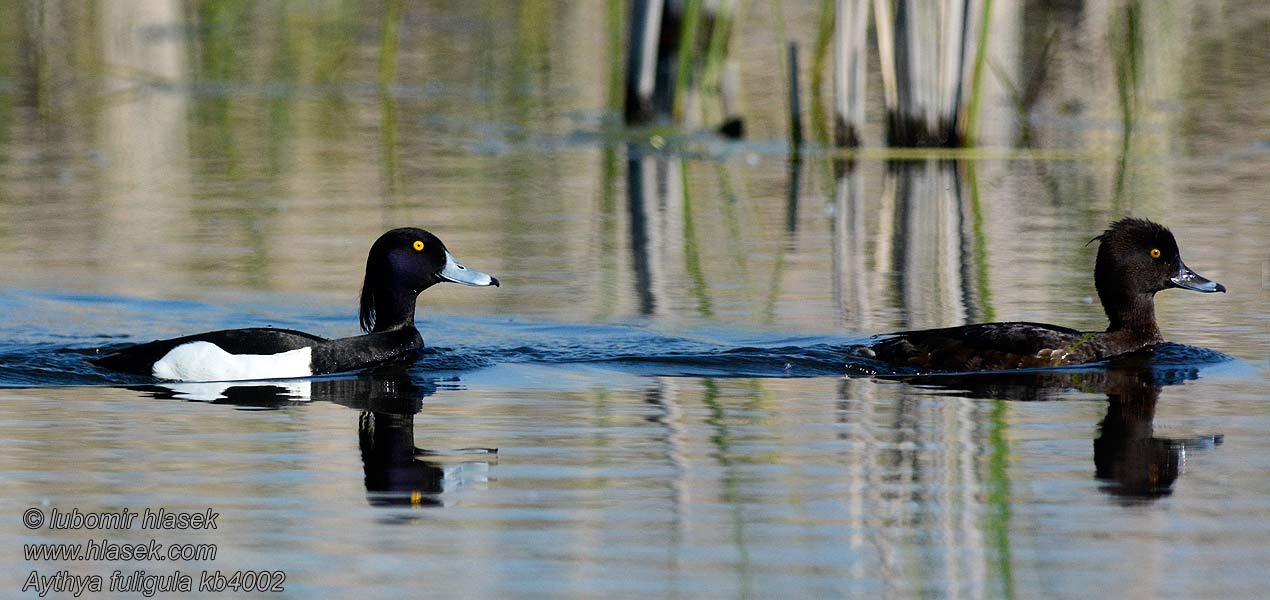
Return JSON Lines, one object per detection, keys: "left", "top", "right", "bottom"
{"left": 866, "top": 322, "right": 1163, "bottom": 371}
{"left": 856, "top": 218, "right": 1223, "bottom": 373}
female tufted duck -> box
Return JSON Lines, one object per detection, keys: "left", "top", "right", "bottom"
{"left": 91, "top": 228, "right": 498, "bottom": 381}
{"left": 855, "top": 218, "right": 1225, "bottom": 372}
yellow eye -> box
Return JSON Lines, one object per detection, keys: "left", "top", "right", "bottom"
{"left": 1149, "top": 248, "right": 1161, "bottom": 259}
{"left": 412, "top": 240, "right": 424, "bottom": 251}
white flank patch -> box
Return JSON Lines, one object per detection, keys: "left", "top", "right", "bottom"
{"left": 152, "top": 341, "right": 312, "bottom": 382}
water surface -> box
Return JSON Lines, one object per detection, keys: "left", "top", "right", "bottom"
{"left": 1, "top": 2, "right": 1267, "bottom": 598}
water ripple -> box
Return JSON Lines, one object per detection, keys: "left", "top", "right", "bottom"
{"left": 0, "top": 291, "right": 1239, "bottom": 388}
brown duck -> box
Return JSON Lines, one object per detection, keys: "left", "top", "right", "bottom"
{"left": 856, "top": 218, "right": 1225, "bottom": 372}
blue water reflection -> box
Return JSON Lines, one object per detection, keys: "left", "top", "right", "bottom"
{"left": 0, "top": 1, "right": 1266, "bottom": 598}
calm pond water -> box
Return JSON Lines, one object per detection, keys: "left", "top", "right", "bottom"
{"left": 1, "top": 2, "right": 1267, "bottom": 598}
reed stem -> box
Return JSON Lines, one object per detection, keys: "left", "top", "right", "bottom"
{"left": 787, "top": 41, "right": 803, "bottom": 153}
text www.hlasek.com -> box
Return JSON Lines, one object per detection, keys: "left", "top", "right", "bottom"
{"left": 24, "top": 538, "right": 216, "bottom": 562}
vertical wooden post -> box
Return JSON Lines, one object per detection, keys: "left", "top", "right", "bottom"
{"left": 625, "top": 0, "right": 665, "bottom": 124}
{"left": 873, "top": 0, "right": 979, "bottom": 146}
{"left": 834, "top": 0, "right": 869, "bottom": 147}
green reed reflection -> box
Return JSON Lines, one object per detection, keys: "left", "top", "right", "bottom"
{"left": 1112, "top": 0, "right": 1143, "bottom": 208}
{"left": 963, "top": 0, "right": 995, "bottom": 148}
{"left": 681, "top": 159, "right": 715, "bottom": 319}
{"left": 700, "top": 378, "right": 755, "bottom": 597}
{"left": 965, "top": 160, "right": 995, "bottom": 322}
{"left": 987, "top": 398, "right": 1016, "bottom": 599}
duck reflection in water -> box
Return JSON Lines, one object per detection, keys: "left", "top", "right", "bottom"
{"left": 132, "top": 372, "right": 496, "bottom": 508}
{"left": 1092, "top": 366, "right": 1222, "bottom": 503}
{"left": 352, "top": 398, "right": 496, "bottom": 509}
{"left": 899, "top": 355, "right": 1222, "bottom": 503}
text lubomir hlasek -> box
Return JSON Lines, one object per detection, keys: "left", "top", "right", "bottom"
{"left": 43, "top": 508, "right": 218, "bottom": 530}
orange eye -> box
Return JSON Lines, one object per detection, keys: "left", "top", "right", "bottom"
{"left": 413, "top": 241, "right": 424, "bottom": 251}
{"left": 1149, "top": 248, "right": 1161, "bottom": 258}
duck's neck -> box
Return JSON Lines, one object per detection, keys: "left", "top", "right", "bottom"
{"left": 372, "top": 286, "right": 419, "bottom": 333}
{"left": 1101, "top": 291, "right": 1162, "bottom": 342}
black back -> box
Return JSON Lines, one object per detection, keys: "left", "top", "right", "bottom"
{"left": 90, "top": 328, "right": 327, "bottom": 375}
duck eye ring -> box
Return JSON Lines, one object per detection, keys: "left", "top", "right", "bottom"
{"left": 1149, "top": 248, "right": 1161, "bottom": 259}
{"left": 413, "top": 240, "right": 425, "bottom": 252}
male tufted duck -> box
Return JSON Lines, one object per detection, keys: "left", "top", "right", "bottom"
{"left": 855, "top": 218, "right": 1225, "bottom": 372}
{"left": 91, "top": 228, "right": 498, "bottom": 381}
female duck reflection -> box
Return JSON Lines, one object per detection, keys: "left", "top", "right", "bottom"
{"left": 900, "top": 358, "right": 1222, "bottom": 502}
{"left": 137, "top": 374, "right": 495, "bottom": 508}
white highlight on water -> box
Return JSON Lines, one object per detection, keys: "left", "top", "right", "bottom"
{"left": 159, "top": 380, "right": 313, "bottom": 402}
{"left": 151, "top": 341, "right": 312, "bottom": 382}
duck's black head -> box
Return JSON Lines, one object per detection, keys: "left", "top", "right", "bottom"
{"left": 359, "top": 228, "right": 499, "bottom": 333}
{"left": 1092, "top": 217, "right": 1224, "bottom": 331}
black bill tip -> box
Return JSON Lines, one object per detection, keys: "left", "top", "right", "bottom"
{"left": 1169, "top": 262, "right": 1225, "bottom": 293}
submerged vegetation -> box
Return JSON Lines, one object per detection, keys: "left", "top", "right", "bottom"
{"left": 0, "top": 4, "right": 1261, "bottom": 599}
